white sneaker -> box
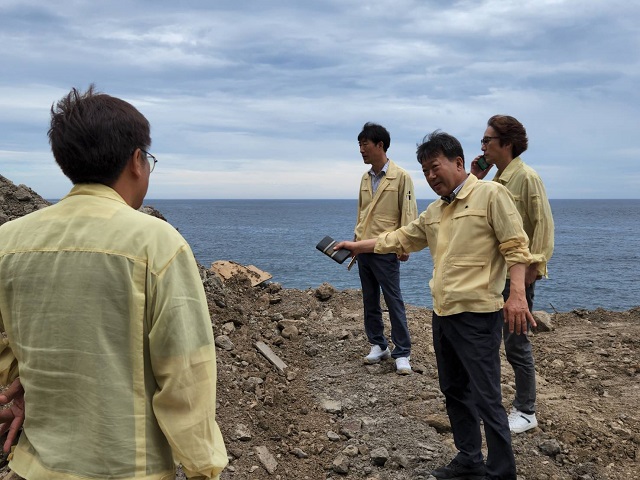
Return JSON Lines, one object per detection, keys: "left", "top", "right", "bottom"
{"left": 364, "top": 345, "right": 391, "bottom": 364}
{"left": 508, "top": 407, "right": 538, "bottom": 433}
{"left": 395, "top": 356, "right": 412, "bottom": 375}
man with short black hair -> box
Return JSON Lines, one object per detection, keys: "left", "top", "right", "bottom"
{"left": 0, "top": 86, "right": 227, "bottom": 479}
{"left": 354, "top": 122, "right": 417, "bottom": 375}
{"left": 337, "top": 130, "right": 534, "bottom": 480}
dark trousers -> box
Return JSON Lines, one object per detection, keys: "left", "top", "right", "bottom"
{"left": 502, "top": 279, "right": 536, "bottom": 414}
{"left": 433, "top": 311, "right": 516, "bottom": 480}
{"left": 357, "top": 252, "right": 411, "bottom": 358}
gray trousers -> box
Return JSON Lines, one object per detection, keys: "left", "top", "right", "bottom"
{"left": 502, "top": 279, "right": 536, "bottom": 414}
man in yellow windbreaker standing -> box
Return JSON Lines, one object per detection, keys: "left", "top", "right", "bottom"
{"left": 472, "top": 115, "right": 555, "bottom": 435}
{"left": 354, "top": 122, "right": 417, "bottom": 375}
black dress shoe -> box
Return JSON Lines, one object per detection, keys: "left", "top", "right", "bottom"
{"left": 431, "top": 458, "right": 486, "bottom": 479}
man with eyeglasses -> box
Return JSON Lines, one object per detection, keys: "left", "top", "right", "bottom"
{"left": 472, "top": 115, "right": 555, "bottom": 435}
{"left": 0, "top": 86, "right": 227, "bottom": 479}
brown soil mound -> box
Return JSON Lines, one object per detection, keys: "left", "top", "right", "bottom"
{"left": 1, "top": 176, "right": 638, "bottom": 479}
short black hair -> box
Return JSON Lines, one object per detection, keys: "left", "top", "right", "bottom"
{"left": 357, "top": 122, "right": 390, "bottom": 152}
{"left": 416, "top": 130, "right": 465, "bottom": 166}
{"left": 48, "top": 84, "right": 151, "bottom": 185}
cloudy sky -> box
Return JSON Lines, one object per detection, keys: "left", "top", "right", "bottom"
{"left": 1, "top": 0, "right": 638, "bottom": 200}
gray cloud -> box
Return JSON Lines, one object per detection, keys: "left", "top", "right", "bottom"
{"left": 0, "top": 0, "right": 638, "bottom": 198}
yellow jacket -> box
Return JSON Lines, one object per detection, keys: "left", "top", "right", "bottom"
{"left": 355, "top": 159, "right": 417, "bottom": 241}
{"left": 493, "top": 157, "right": 555, "bottom": 277}
{"left": 375, "top": 175, "right": 533, "bottom": 316}
{"left": 0, "top": 184, "right": 227, "bottom": 479}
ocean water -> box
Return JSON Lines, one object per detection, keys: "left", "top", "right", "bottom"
{"left": 148, "top": 199, "right": 640, "bottom": 313}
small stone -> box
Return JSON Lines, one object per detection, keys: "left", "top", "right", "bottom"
{"left": 315, "top": 283, "right": 336, "bottom": 301}
{"left": 539, "top": 439, "right": 561, "bottom": 456}
{"left": 424, "top": 414, "right": 451, "bottom": 433}
{"left": 234, "top": 423, "right": 252, "bottom": 441}
{"left": 533, "top": 310, "right": 553, "bottom": 332}
{"left": 255, "top": 445, "right": 278, "bottom": 474}
{"left": 321, "top": 309, "right": 334, "bottom": 321}
{"left": 332, "top": 454, "right": 350, "bottom": 474}
{"left": 281, "top": 325, "right": 299, "bottom": 339}
{"left": 221, "top": 322, "right": 235, "bottom": 335}
{"left": 14, "top": 186, "right": 32, "bottom": 201}
{"left": 339, "top": 418, "right": 363, "bottom": 439}
{"left": 390, "top": 454, "right": 410, "bottom": 468}
{"left": 342, "top": 445, "right": 359, "bottom": 457}
{"left": 290, "top": 447, "right": 309, "bottom": 458}
{"left": 370, "top": 446, "right": 389, "bottom": 466}
{"left": 215, "top": 335, "right": 235, "bottom": 351}
{"left": 322, "top": 399, "right": 343, "bottom": 414}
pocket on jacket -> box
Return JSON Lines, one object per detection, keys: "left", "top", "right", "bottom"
{"left": 370, "top": 214, "right": 398, "bottom": 233}
{"left": 443, "top": 255, "right": 490, "bottom": 298}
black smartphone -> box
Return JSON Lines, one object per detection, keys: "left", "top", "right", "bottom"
{"left": 477, "top": 155, "right": 489, "bottom": 171}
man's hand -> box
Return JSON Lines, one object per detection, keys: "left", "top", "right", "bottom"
{"left": 398, "top": 253, "right": 410, "bottom": 262}
{"left": 503, "top": 292, "right": 536, "bottom": 335}
{"left": 504, "top": 264, "right": 537, "bottom": 334}
{"left": 0, "top": 377, "right": 24, "bottom": 453}
{"left": 470, "top": 155, "right": 493, "bottom": 179}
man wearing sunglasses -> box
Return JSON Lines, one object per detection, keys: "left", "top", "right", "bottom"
{"left": 0, "top": 86, "right": 227, "bottom": 479}
{"left": 472, "top": 115, "right": 555, "bottom": 435}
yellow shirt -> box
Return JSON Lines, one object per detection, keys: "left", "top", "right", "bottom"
{"left": 0, "top": 184, "right": 227, "bottom": 479}
{"left": 355, "top": 159, "right": 417, "bottom": 241}
{"left": 493, "top": 157, "right": 554, "bottom": 277}
{"left": 374, "top": 175, "right": 533, "bottom": 316}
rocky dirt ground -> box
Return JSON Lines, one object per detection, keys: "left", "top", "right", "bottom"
{"left": 207, "top": 273, "right": 639, "bottom": 480}
{"left": 0, "top": 174, "right": 638, "bottom": 479}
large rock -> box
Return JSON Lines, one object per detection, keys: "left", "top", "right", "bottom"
{"left": 0, "top": 175, "right": 51, "bottom": 225}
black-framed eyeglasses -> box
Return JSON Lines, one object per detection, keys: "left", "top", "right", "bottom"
{"left": 481, "top": 136, "right": 500, "bottom": 146}
{"left": 140, "top": 149, "right": 157, "bottom": 172}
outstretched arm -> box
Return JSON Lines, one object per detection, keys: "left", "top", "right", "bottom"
{"left": 333, "top": 238, "right": 377, "bottom": 257}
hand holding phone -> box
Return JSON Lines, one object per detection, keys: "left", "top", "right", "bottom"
{"left": 477, "top": 155, "right": 489, "bottom": 171}
{"left": 471, "top": 155, "right": 492, "bottom": 180}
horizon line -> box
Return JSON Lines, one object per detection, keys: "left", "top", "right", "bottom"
{"left": 45, "top": 197, "right": 640, "bottom": 202}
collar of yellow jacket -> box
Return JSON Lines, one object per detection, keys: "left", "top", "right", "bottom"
{"left": 381, "top": 159, "right": 399, "bottom": 179}
{"left": 62, "top": 183, "right": 129, "bottom": 205}
{"left": 443, "top": 173, "right": 477, "bottom": 203}
{"left": 494, "top": 156, "right": 524, "bottom": 184}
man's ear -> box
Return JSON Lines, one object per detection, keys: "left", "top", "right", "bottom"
{"left": 128, "top": 148, "right": 145, "bottom": 178}
{"left": 456, "top": 156, "right": 465, "bottom": 170}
